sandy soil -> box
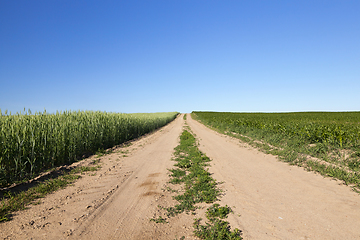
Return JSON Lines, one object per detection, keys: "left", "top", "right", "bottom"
{"left": 1, "top": 113, "right": 360, "bottom": 239}
{"left": 187, "top": 114, "right": 360, "bottom": 239}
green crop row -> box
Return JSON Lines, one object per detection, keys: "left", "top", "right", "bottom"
{"left": 0, "top": 110, "right": 178, "bottom": 187}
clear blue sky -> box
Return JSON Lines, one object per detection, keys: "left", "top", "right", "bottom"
{"left": 1, "top": 0, "right": 359, "bottom": 114}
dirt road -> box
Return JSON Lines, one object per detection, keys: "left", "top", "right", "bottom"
{"left": 1, "top": 114, "right": 193, "bottom": 240}
{"left": 1, "top": 113, "right": 360, "bottom": 239}
{"left": 187, "top": 114, "right": 360, "bottom": 239}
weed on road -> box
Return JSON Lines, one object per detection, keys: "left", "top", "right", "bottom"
{"left": 151, "top": 129, "right": 242, "bottom": 239}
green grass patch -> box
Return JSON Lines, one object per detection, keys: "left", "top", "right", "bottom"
{"left": 194, "top": 204, "right": 242, "bottom": 240}
{"left": 306, "top": 160, "right": 360, "bottom": 188}
{"left": 166, "top": 130, "right": 220, "bottom": 217}
{"left": 152, "top": 129, "right": 241, "bottom": 239}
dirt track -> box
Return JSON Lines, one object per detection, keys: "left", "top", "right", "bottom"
{"left": 1, "top": 113, "right": 360, "bottom": 239}
{"left": 187, "top": 114, "right": 360, "bottom": 239}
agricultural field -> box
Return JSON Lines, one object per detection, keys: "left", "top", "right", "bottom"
{"left": 1, "top": 114, "right": 360, "bottom": 239}
{"left": 0, "top": 110, "right": 178, "bottom": 187}
{"left": 192, "top": 111, "right": 360, "bottom": 191}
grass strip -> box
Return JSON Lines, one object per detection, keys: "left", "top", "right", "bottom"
{"left": 0, "top": 163, "right": 101, "bottom": 222}
{"left": 166, "top": 130, "right": 219, "bottom": 216}
{"left": 152, "top": 129, "right": 242, "bottom": 239}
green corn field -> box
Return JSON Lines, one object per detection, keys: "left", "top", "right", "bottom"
{"left": 0, "top": 110, "right": 178, "bottom": 187}
{"left": 192, "top": 111, "right": 360, "bottom": 177}
{"left": 192, "top": 111, "right": 360, "bottom": 149}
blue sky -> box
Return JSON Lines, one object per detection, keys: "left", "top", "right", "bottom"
{"left": 1, "top": 0, "right": 359, "bottom": 114}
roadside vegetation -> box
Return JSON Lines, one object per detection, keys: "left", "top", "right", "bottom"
{"left": 0, "top": 159, "right": 101, "bottom": 222}
{"left": 152, "top": 127, "right": 242, "bottom": 239}
{"left": 192, "top": 111, "right": 360, "bottom": 192}
{"left": 0, "top": 110, "right": 178, "bottom": 187}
